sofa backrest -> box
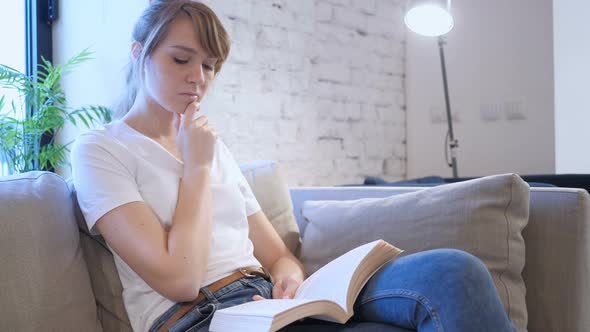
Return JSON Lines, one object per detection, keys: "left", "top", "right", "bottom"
{"left": 0, "top": 172, "right": 102, "bottom": 332}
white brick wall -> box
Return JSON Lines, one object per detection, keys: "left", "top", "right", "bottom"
{"left": 200, "top": 0, "right": 407, "bottom": 186}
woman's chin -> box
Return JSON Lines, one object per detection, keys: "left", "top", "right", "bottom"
{"left": 170, "top": 104, "right": 187, "bottom": 115}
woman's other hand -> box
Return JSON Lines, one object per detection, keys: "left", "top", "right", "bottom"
{"left": 252, "top": 275, "right": 302, "bottom": 301}
{"left": 174, "top": 101, "right": 217, "bottom": 170}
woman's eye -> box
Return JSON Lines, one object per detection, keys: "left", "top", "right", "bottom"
{"left": 173, "top": 57, "right": 189, "bottom": 64}
{"left": 202, "top": 64, "right": 214, "bottom": 71}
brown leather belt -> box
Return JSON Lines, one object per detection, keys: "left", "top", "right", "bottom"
{"left": 157, "top": 266, "right": 271, "bottom": 332}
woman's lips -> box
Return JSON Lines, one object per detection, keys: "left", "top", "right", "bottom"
{"left": 180, "top": 93, "right": 199, "bottom": 101}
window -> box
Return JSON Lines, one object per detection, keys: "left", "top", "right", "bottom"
{"left": 0, "top": 2, "right": 26, "bottom": 176}
{"left": 1, "top": 0, "right": 54, "bottom": 175}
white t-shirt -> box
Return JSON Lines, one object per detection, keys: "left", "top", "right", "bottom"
{"left": 70, "top": 120, "right": 262, "bottom": 332}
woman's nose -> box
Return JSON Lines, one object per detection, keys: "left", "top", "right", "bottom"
{"left": 187, "top": 65, "right": 205, "bottom": 85}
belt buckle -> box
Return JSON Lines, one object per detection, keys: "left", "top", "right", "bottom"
{"left": 239, "top": 267, "right": 257, "bottom": 278}
{"left": 239, "top": 266, "right": 270, "bottom": 280}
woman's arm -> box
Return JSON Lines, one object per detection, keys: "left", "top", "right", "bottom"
{"left": 96, "top": 166, "right": 212, "bottom": 302}
{"left": 96, "top": 104, "right": 216, "bottom": 303}
{"left": 248, "top": 211, "right": 305, "bottom": 299}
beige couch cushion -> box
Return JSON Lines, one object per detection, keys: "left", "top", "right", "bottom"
{"left": 0, "top": 172, "right": 102, "bottom": 331}
{"left": 299, "top": 174, "right": 529, "bottom": 331}
{"left": 70, "top": 182, "right": 133, "bottom": 332}
{"left": 239, "top": 160, "right": 301, "bottom": 256}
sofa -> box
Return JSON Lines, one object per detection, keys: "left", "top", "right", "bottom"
{"left": 1, "top": 161, "right": 589, "bottom": 332}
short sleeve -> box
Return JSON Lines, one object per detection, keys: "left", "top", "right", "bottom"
{"left": 217, "top": 140, "right": 261, "bottom": 216}
{"left": 70, "top": 133, "right": 144, "bottom": 235}
{"left": 238, "top": 170, "right": 262, "bottom": 216}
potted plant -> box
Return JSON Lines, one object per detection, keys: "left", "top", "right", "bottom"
{"left": 0, "top": 49, "right": 111, "bottom": 174}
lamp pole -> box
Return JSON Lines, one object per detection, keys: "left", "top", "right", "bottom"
{"left": 437, "top": 36, "right": 458, "bottom": 178}
{"left": 404, "top": 0, "right": 459, "bottom": 178}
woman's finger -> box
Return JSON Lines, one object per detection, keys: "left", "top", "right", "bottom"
{"left": 280, "top": 278, "right": 300, "bottom": 299}
{"left": 272, "top": 281, "right": 284, "bottom": 299}
{"left": 282, "top": 281, "right": 299, "bottom": 299}
{"left": 252, "top": 295, "right": 265, "bottom": 301}
{"left": 194, "top": 115, "right": 208, "bottom": 126}
{"left": 183, "top": 102, "right": 199, "bottom": 122}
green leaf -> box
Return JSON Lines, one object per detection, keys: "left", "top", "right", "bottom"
{"left": 0, "top": 64, "right": 27, "bottom": 89}
{"left": 77, "top": 113, "right": 90, "bottom": 128}
{"left": 67, "top": 114, "right": 77, "bottom": 126}
{"left": 68, "top": 105, "right": 112, "bottom": 128}
{"left": 0, "top": 48, "right": 110, "bottom": 174}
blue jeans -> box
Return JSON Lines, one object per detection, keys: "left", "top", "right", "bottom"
{"left": 149, "top": 249, "right": 517, "bottom": 332}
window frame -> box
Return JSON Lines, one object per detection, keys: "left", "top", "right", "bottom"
{"left": 25, "top": 0, "right": 55, "bottom": 78}
{"left": 25, "top": 0, "right": 56, "bottom": 171}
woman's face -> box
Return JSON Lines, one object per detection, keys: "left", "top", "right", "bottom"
{"left": 141, "top": 15, "right": 218, "bottom": 114}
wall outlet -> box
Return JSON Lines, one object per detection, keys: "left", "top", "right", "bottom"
{"left": 429, "top": 105, "right": 446, "bottom": 124}
{"left": 504, "top": 99, "right": 527, "bottom": 120}
{"left": 429, "top": 105, "right": 461, "bottom": 124}
{"left": 480, "top": 103, "right": 501, "bottom": 122}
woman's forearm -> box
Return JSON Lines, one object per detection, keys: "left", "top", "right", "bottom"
{"left": 167, "top": 166, "right": 213, "bottom": 290}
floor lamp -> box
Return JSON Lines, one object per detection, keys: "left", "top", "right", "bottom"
{"left": 404, "top": 0, "right": 459, "bottom": 178}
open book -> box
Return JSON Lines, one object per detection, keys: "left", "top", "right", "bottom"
{"left": 209, "top": 239, "right": 403, "bottom": 332}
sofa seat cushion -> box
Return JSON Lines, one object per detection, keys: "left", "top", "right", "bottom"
{"left": 299, "top": 174, "right": 530, "bottom": 331}
{"left": 0, "top": 172, "right": 101, "bottom": 331}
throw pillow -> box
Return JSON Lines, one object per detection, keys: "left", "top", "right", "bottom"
{"left": 299, "top": 173, "right": 529, "bottom": 332}
{"left": 240, "top": 160, "right": 301, "bottom": 256}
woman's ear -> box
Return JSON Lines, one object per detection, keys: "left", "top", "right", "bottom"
{"left": 131, "top": 42, "right": 143, "bottom": 62}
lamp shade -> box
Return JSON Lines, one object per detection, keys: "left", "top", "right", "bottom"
{"left": 404, "top": 0, "right": 454, "bottom": 37}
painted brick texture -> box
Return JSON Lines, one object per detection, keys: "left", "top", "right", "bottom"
{"left": 200, "top": 0, "right": 406, "bottom": 186}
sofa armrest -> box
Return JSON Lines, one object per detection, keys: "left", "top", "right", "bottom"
{"left": 524, "top": 187, "right": 590, "bottom": 332}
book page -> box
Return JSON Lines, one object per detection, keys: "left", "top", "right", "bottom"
{"left": 212, "top": 299, "right": 317, "bottom": 318}
{"left": 293, "top": 240, "right": 381, "bottom": 310}
{"left": 210, "top": 299, "right": 344, "bottom": 331}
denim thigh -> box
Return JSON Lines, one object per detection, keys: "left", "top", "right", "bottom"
{"left": 351, "top": 249, "right": 515, "bottom": 332}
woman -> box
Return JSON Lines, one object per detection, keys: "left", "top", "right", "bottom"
{"left": 71, "top": 1, "right": 516, "bottom": 331}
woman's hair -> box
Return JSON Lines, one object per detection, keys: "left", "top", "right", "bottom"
{"left": 115, "top": 0, "right": 230, "bottom": 118}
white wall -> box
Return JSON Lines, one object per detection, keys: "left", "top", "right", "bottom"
{"left": 553, "top": 0, "right": 590, "bottom": 173}
{"left": 55, "top": 0, "right": 408, "bottom": 186}
{"left": 53, "top": 0, "right": 147, "bottom": 175}
{"left": 406, "top": 0, "right": 555, "bottom": 178}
